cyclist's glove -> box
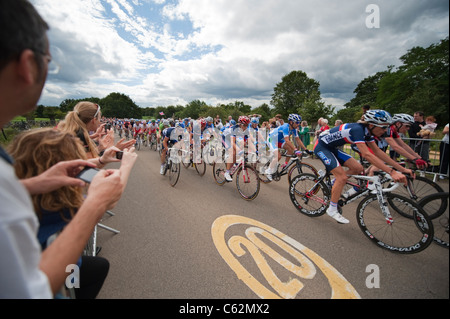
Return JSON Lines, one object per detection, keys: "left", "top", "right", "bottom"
{"left": 414, "top": 158, "right": 427, "bottom": 168}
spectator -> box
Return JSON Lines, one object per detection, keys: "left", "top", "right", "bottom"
{"left": 408, "top": 111, "right": 426, "bottom": 159}
{"left": 439, "top": 123, "right": 449, "bottom": 180}
{"left": 275, "top": 114, "right": 284, "bottom": 127}
{"left": 7, "top": 128, "right": 135, "bottom": 298}
{"left": 299, "top": 120, "right": 310, "bottom": 148}
{"left": 0, "top": 0, "right": 131, "bottom": 298}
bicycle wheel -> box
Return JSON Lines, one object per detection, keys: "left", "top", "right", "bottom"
{"left": 212, "top": 162, "right": 227, "bottom": 185}
{"left": 194, "top": 159, "right": 206, "bottom": 176}
{"left": 287, "top": 162, "right": 318, "bottom": 185}
{"left": 168, "top": 159, "right": 181, "bottom": 187}
{"left": 392, "top": 176, "right": 446, "bottom": 213}
{"left": 289, "top": 173, "right": 330, "bottom": 217}
{"left": 419, "top": 192, "right": 449, "bottom": 248}
{"left": 235, "top": 165, "right": 260, "bottom": 201}
{"left": 136, "top": 138, "right": 141, "bottom": 151}
{"left": 356, "top": 194, "right": 434, "bottom": 254}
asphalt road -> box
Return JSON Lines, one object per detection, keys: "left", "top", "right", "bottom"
{"left": 96, "top": 139, "right": 448, "bottom": 300}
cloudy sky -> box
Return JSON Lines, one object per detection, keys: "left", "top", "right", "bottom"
{"left": 31, "top": 0, "right": 449, "bottom": 112}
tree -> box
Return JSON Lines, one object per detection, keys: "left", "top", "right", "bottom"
{"left": 376, "top": 38, "right": 449, "bottom": 125}
{"left": 271, "top": 71, "right": 323, "bottom": 119}
{"left": 100, "top": 92, "right": 141, "bottom": 118}
{"left": 271, "top": 71, "right": 332, "bottom": 123}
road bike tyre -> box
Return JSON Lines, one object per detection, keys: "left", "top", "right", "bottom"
{"left": 212, "top": 162, "right": 227, "bottom": 186}
{"left": 194, "top": 159, "right": 206, "bottom": 176}
{"left": 255, "top": 161, "right": 271, "bottom": 184}
{"left": 287, "top": 162, "right": 319, "bottom": 185}
{"left": 390, "top": 175, "right": 446, "bottom": 217}
{"left": 168, "top": 160, "right": 181, "bottom": 187}
{"left": 236, "top": 165, "right": 260, "bottom": 201}
{"left": 289, "top": 173, "right": 330, "bottom": 217}
{"left": 136, "top": 138, "right": 141, "bottom": 151}
{"left": 356, "top": 194, "right": 434, "bottom": 254}
{"left": 419, "top": 192, "right": 449, "bottom": 248}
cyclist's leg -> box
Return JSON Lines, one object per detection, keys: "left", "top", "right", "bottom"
{"left": 315, "top": 144, "right": 350, "bottom": 223}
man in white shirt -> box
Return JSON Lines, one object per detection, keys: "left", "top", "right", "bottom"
{"left": 0, "top": 0, "right": 132, "bottom": 298}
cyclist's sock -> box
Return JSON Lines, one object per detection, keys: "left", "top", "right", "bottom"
{"left": 328, "top": 201, "right": 338, "bottom": 212}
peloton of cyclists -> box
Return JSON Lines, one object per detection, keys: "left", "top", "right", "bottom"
{"left": 314, "top": 110, "right": 413, "bottom": 224}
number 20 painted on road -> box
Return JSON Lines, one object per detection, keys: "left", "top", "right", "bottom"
{"left": 211, "top": 215, "right": 360, "bottom": 299}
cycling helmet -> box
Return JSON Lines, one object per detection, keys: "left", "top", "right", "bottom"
{"left": 200, "top": 119, "right": 207, "bottom": 126}
{"left": 251, "top": 117, "right": 259, "bottom": 124}
{"left": 175, "top": 122, "right": 185, "bottom": 129}
{"left": 230, "top": 119, "right": 236, "bottom": 125}
{"left": 288, "top": 114, "right": 302, "bottom": 123}
{"left": 162, "top": 120, "right": 170, "bottom": 126}
{"left": 238, "top": 116, "right": 250, "bottom": 125}
{"left": 205, "top": 116, "right": 213, "bottom": 123}
{"left": 392, "top": 113, "right": 414, "bottom": 125}
{"left": 363, "top": 110, "right": 392, "bottom": 125}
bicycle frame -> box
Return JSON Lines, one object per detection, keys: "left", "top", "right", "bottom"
{"left": 306, "top": 171, "right": 400, "bottom": 224}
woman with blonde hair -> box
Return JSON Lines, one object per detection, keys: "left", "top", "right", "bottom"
{"left": 60, "top": 101, "right": 106, "bottom": 158}
{"left": 8, "top": 127, "right": 137, "bottom": 298}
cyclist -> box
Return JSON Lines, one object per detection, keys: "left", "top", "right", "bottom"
{"left": 314, "top": 110, "right": 412, "bottom": 224}
{"left": 266, "top": 114, "right": 309, "bottom": 181}
{"left": 160, "top": 120, "right": 182, "bottom": 174}
{"left": 224, "top": 116, "right": 252, "bottom": 182}
{"left": 148, "top": 119, "right": 159, "bottom": 146}
{"left": 380, "top": 113, "right": 428, "bottom": 169}
{"left": 133, "top": 120, "right": 144, "bottom": 143}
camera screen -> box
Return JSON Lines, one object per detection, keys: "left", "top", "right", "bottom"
{"left": 76, "top": 167, "right": 99, "bottom": 183}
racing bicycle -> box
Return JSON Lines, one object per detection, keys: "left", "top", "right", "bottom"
{"left": 288, "top": 170, "right": 434, "bottom": 254}
{"left": 213, "top": 150, "right": 260, "bottom": 201}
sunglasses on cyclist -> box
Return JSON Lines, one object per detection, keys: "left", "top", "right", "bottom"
{"left": 372, "top": 124, "right": 389, "bottom": 129}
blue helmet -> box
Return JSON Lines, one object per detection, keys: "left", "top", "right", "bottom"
{"left": 364, "top": 110, "right": 392, "bottom": 125}
{"left": 251, "top": 117, "right": 259, "bottom": 124}
{"left": 288, "top": 114, "right": 302, "bottom": 123}
{"left": 230, "top": 119, "right": 236, "bottom": 125}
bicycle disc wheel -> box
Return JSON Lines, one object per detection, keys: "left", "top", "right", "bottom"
{"left": 419, "top": 192, "right": 449, "bottom": 248}
{"left": 194, "top": 159, "right": 206, "bottom": 176}
{"left": 356, "top": 194, "right": 434, "bottom": 254}
{"left": 236, "top": 165, "right": 260, "bottom": 201}
{"left": 289, "top": 173, "right": 330, "bottom": 217}
{"left": 212, "top": 162, "right": 227, "bottom": 185}
{"left": 168, "top": 160, "right": 181, "bottom": 187}
{"left": 287, "top": 162, "right": 319, "bottom": 185}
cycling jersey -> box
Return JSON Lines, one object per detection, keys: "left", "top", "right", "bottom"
{"left": 314, "top": 123, "right": 375, "bottom": 171}
{"left": 161, "top": 127, "right": 182, "bottom": 149}
{"left": 268, "top": 123, "right": 298, "bottom": 149}
{"left": 375, "top": 124, "right": 400, "bottom": 151}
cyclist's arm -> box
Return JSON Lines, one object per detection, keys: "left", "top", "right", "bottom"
{"left": 359, "top": 142, "right": 411, "bottom": 180}
{"left": 385, "top": 136, "right": 421, "bottom": 160}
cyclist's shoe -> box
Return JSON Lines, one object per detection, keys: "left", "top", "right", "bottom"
{"left": 343, "top": 187, "right": 358, "bottom": 198}
{"left": 367, "top": 183, "right": 377, "bottom": 194}
{"left": 265, "top": 168, "right": 273, "bottom": 181}
{"left": 224, "top": 171, "right": 233, "bottom": 182}
{"left": 160, "top": 164, "right": 165, "bottom": 175}
{"left": 326, "top": 209, "right": 349, "bottom": 224}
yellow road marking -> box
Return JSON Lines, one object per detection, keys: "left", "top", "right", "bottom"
{"left": 211, "top": 215, "right": 361, "bottom": 299}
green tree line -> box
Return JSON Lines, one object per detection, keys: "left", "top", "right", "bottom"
{"left": 23, "top": 37, "right": 448, "bottom": 128}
